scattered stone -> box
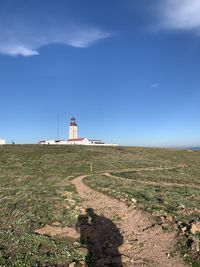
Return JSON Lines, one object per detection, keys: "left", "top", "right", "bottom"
{"left": 180, "top": 226, "right": 187, "bottom": 233}
{"left": 78, "top": 261, "right": 88, "bottom": 267}
{"left": 131, "top": 197, "right": 137, "bottom": 204}
{"left": 73, "top": 241, "right": 80, "bottom": 247}
{"left": 78, "top": 247, "right": 88, "bottom": 254}
{"left": 178, "top": 205, "right": 185, "bottom": 210}
{"left": 63, "top": 191, "right": 73, "bottom": 197}
{"left": 160, "top": 216, "right": 166, "bottom": 223}
{"left": 69, "top": 262, "right": 76, "bottom": 267}
{"left": 51, "top": 221, "right": 61, "bottom": 226}
{"left": 166, "top": 215, "right": 173, "bottom": 222}
{"left": 176, "top": 220, "right": 183, "bottom": 226}
{"left": 121, "top": 255, "right": 130, "bottom": 263}
{"left": 190, "top": 221, "right": 200, "bottom": 234}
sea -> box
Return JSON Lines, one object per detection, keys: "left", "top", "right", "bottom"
{"left": 189, "top": 147, "right": 200, "bottom": 151}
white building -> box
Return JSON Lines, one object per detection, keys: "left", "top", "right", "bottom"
{"left": 68, "top": 138, "right": 91, "bottom": 145}
{"left": 39, "top": 140, "right": 68, "bottom": 145}
{"left": 38, "top": 117, "right": 118, "bottom": 146}
{"left": 0, "top": 138, "right": 5, "bottom": 145}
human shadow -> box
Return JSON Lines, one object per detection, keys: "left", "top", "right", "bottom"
{"left": 76, "top": 208, "right": 123, "bottom": 267}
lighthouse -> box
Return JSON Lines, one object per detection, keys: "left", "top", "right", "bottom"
{"left": 68, "top": 117, "right": 78, "bottom": 140}
{"left": 39, "top": 116, "right": 118, "bottom": 146}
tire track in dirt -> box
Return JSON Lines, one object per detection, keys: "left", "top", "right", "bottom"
{"left": 72, "top": 175, "right": 187, "bottom": 267}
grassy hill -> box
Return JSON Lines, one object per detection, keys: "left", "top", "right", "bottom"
{"left": 0, "top": 145, "right": 199, "bottom": 266}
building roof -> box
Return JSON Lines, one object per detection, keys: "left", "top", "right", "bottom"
{"left": 68, "top": 138, "right": 86, "bottom": 141}
{"left": 89, "top": 139, "right": 103, "bottom": 141}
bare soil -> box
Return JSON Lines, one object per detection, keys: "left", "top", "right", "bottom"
{"left": 34, "top": 224, "right": 80, "bottom": 239}
{"left": 72, "top": 175, "right": 187, "bottom": 267}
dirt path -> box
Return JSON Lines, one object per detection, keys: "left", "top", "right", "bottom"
{"left": 72, "top": 175, "right": 187, "bottom": 267}
{"left": 96, "top": 164, "right": 188, "bottom": 175}
{"left": 104, "top": 172, "right": 200, "bottom": 190}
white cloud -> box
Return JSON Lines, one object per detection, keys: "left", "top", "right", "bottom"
{"left": 158, "top": 0, "right": 200, "bottom": 32}
{"left": 0, "top": 22, "right": 111, "bottom": 57}
{"left": 151, "top": 83, "right": 160, "bottom": 88}
{"left": 66, "top": 28, "right": 111, "bottom": 48}
{"left": 1, "top": 45, "right": 39, "bottom": 57}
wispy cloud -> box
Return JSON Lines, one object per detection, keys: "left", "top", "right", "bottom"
{"left": 151, "top": 83, "right": 160, "bottom": 88}
{"left": 0, "top": 21, "right": 111, "bottom": 57}
{"left": 157, "top": 0, "right": 200, "bottom": 33}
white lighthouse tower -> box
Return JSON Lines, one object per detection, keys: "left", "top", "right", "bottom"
{"left": 68, "top": 117, "right": 78, "bottom": 140}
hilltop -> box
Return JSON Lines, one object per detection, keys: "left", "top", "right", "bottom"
{"left": 0, "top": 145, "right": 199, "bottom": 266}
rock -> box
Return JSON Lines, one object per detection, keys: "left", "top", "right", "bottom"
{"left": 176, "top": 220, "right": 183, "bottom": 226}
{"left": 69, "top": 262, "right": 76, "bottom": 267}
{"left": 121, "top": 255, "right": 130, "bottom": 263}
{"left": 78, "top": 247, "right": 88, "bottom": 254}
{"left": 190, "top": 221, "right": 200, "bottom": 234}
{"left": 51, "top": 221, "right": 61, "bottom": 226}
{"left": 160, "top": 216, "right": 166, "bottom": 223}
{"left": 160, "top": 215, "right": 173, "bottom": 223}
{"left": 73, "top": 241, "right": 80, "bottom": 247}
{"left": 181, "top": 226, "right": 187, "bottom": 233}
{"left": 131, "top": 198, "right": 137, "bottom": 204}
{"left": 79, "top": 261, "right": 88, "bottom": 267}
{"left": 178, "top": 205, "right": 185, "bottom": 210}
{"left": 166, "top": 215, "right": 173, "bottom": 222}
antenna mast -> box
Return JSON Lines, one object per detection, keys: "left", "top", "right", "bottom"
{"left": 56, "top": 115, "right": 60, "bottom": 140}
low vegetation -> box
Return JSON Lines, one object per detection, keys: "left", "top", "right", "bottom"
{"left": 0, "top": 145, "right": 200, "bottom": 266}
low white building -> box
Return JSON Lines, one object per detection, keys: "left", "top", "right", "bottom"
{"left": 39, "top": 140, "right": 68, "bottom": 145}
{"left": 89, "top": 139, "right": 117, "bottom": 146}
{"left": 0, "top": 138, "right": 5, "bottom": 145}
{"left": 68, "top": 138, "right": 91, "bottom": 145}
{"left": 38, "top": 117, "right": 118, "bottom": 146}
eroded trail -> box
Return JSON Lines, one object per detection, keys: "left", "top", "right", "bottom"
{"left": 72, "top": 175, "right": 187, "bottom": 267}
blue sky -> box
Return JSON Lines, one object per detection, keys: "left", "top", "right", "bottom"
{"left": 0, "top": 0, "right": 200, "bottom": 146}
